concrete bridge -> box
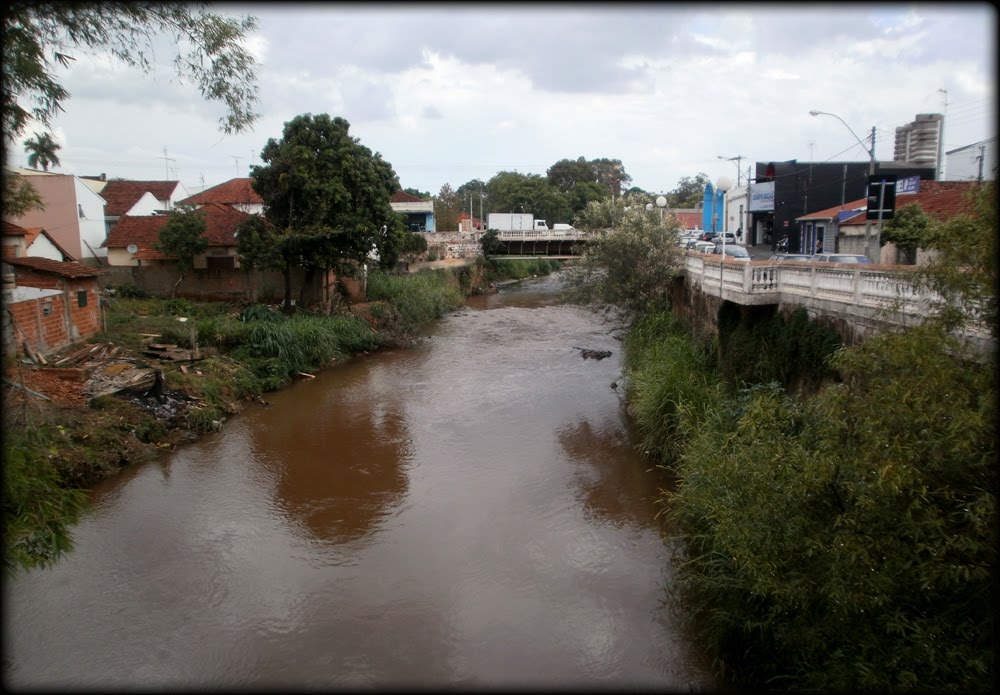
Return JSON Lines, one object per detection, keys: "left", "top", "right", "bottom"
{"left": 674, "top": 253, "right": 993, "bottom": 356}
{"left": 492, "top": 228, "right": 592, "bottom": 256}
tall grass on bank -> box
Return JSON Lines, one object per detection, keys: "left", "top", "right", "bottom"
{"left": 623, "top": 311, "right": 725, "bottom": 465}
{"left": 484, "top": 258, "right": 561, "bottom": 282}
{"left": 365, "top": 269, "right": 464, "bottom": 336}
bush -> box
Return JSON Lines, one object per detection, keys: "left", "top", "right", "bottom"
{"left": 668, "top": 325, "right": 995, "bottom": 690}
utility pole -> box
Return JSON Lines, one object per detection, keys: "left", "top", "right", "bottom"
{"left": 718, "top": 154, "right": 744, "bottom": 186}
{"left": 977, "top": 144, "right": 985, "bottom": 182}
{"left": 938, "top": 88, "right": 948, "bottom": 180}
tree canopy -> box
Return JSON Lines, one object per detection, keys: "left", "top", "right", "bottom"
{"left": 156, "top": 205, "right": 208, "bottom": 297}
{"left": 666, "top": 173, "right": 711, "bottom": 208}
{"left": 23, "top": 131, "right": 61, "bottom": 170}
{"left": 249, "top": 113, "right": 403, "bottom": 309}
{"left": 2, "top": 3, "right": 260, "bottom": 142}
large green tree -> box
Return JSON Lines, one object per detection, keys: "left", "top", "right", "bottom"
{"left": 567, "top": 197, "right": 683, "bottom": 314}
{"left": 881, "top": 202, "right": 932, "bottom": 265}
{"left": 434, "top": 183, "right": 461, "bottom": 232}
{"left": 546, "top": 157, "right": 632, "bottom": 199}
{"left": 250, "top": 113, "right": 403, "bottom": 311}
{"left": 155, "top": 205, "right": 208, "bottom": 298}
{"left": 23, "top": 131, "right": 60, "bottom": 170}
{"left": 916, "top": 181, "right": 996, "bottom": 335}
{"left": 485, "top": 171, "right": 570, "bottom": 227}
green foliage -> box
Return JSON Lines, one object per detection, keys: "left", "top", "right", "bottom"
{"left": 434, "top": 183, "right": 461, "bottom": 232}
{"left": 156, "top": 206, "right": 208, "bottom": 274}
{"left": 915, "top": 182, "right": 996, "bottom": 334}
{"left": 485, "top": 258, "right": 559, "bottom": 282}
{"left": 666, "top": 173, "right": 711, "bottom": 208}
{"left": 623, "top": 312, "right": 725, "bottom": 464}
{"left": 667, "top": 324, "right": 995, "bottom": 690}
{"left": 486, "top": 171, "right": 570, "bottom": 226}
{"left": 23, "top": 131, "right": 61, "bottom": 170}
{"left": 235, "top": 214, "right": 281, "bottom": 272}
{"left": 881, "top": 202, "right": 932, "bottom": 259}
{"left": 2, "top": 172, "right": 45, "bottom": 217}
{"left": 364, "top": 269, "right": 463, "bottom": 336}
{"left": 718, "top": 306, "right": 842, "bottom": 391}
{"left": 3, "top": 426, "right": 87, "bottom": 574}
{"left": 478, "top": 229, "right": 503, "bottom": 258}
{"left": 566, "top": 197, "right": 683, "bottom": 314}
{"left": 3, "top": 4, "right": 259, "bottom": 141}
{"left": 401, "top": 231, "right": 428, "bottom": 256}
{"left": 114, "top": 282, "right": 146, "bottom": 299}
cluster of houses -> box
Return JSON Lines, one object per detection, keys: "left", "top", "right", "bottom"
{"left": 1, "top": 159, "right": 991, "bottom": 358}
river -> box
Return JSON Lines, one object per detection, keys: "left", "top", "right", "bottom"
{"left": 3, "top": 272, "right": 715, "bottom": 689}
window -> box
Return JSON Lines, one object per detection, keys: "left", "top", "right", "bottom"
{"left": 77, "top": 290, "right": 88, "bottom": 307}
{"left": 42, "top": 300, "right": 53, "bottom": 316}
{"left": 78, "top": 204, "right": 85, "bottom": 218}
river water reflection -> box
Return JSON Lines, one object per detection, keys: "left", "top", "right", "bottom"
{"left": 3, "top": 272, "right": 715, "bottom": 689}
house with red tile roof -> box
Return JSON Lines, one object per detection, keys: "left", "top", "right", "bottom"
{"left": 2, "top": 221, "right": 76, "bottom": 262}
{"left": 179, "top": 178, "right": 263, "bottom": 216}
{"left": 796, "top": 180, "right": 981, "bottom": 263}
{"left": 101, "top": 202, "right": 252, "bottom": 269}
{"left": 2, "top": 256, "right": 105, "bottom": 355}
{"left": 3, "top": 170, "right": 108, "bottom": 265}
{"left": 390, "top": 190, "right": 436, "bottom": 232}
{"left": 99, "top": 180, "right": 190, "bottom": 236}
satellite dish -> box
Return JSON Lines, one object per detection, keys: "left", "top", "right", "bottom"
{"left": 127, "top": 244, "right": 138, "bottom": 254}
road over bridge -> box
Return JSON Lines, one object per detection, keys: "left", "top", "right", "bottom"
{"left": 675, "top": 253, "right": 993, "bottom": 357}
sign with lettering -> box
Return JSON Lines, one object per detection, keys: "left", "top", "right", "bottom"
{"left": 897, "top": 175, "right": 920, "bottom": 195}
{"left": 749, "top": 181, "right": 775, "bottom": 212}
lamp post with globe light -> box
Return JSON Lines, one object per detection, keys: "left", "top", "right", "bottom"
{"left": 715, "top": 175, "right": 733, "bottom": 293}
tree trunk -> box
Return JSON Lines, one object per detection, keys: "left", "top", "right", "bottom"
{"left": 171, "top": 272, "right": 184, "bottom": 299}
{"left": 283, "top": 263, "right": 293, "bottom": 314}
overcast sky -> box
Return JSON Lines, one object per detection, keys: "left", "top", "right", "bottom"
{"left": 14, "top": 2, "right": 997, "bottom": 196}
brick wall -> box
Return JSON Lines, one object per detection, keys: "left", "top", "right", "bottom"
{"left": 97, "top": 265, "right": 344, "bottom": 306}
{"left": 7, "top": 271, "right": 103, "bottom": 354}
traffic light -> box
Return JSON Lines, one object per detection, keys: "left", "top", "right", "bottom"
{"left": 866, "top": 175, "right": 897, "bottom": 220}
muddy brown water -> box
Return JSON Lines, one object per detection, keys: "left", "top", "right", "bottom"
{"left": 3, "top": 273, "right": 716, "bottom": 689}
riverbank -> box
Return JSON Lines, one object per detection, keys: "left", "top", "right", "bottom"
{"left": 2, "top": 260, "right": 560, "bottom": 573}
{"left": 621, "top": 309, "right": 994, "bottom": 690}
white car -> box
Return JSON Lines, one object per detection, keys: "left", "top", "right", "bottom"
{"left": 691, "top": 241, "right": 716, "bottom": 254}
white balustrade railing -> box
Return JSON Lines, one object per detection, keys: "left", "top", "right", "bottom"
{"left": 681, "top": 252, "right": 938, "bottom": 314}
{"left": 496, "top": 229, "right": 590, "bottom": 240}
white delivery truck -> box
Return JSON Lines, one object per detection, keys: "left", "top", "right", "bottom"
{"left": 487, "top": 213, "right": 551, "bottom": 232}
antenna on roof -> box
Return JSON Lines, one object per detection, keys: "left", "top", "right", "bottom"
{"left": 231, "top": 155, "right": 242, "bottom": 178}
{"left": 159, "top": 147, "right": 176, "bottom": 181}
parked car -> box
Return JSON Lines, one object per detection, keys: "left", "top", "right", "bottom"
{"left": 692, "top": 241, "right": 716, "bottom": 254}
{"left": 811, "top": 253, "right": 872, "bottom": 264}
{"left": 712, "top": 244, "right": 752, "bottom": 261}
{"left": 713, "top": 232, "right": 738, "bottom": 245}
{"left": 769, "top": 253, "right": 813, "bottom": 262}
{"left": 698, "top": 231, "right": 718, "bottom": 242}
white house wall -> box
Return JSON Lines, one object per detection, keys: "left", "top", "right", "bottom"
{"left": 75, "top": 177, "right": 109, "bottom": 262}
{"left": 25, "top": 234, "right": 65, "bottom": 261}
{"left": 127, "top": 192, "right": 162, "bottom": 216}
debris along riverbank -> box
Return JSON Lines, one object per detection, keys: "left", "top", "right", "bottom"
{"left": 4, "top": 262, "right": 572, "bottom": 573}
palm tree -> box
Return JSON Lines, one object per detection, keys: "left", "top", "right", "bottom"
{"left": 24, "top": 132, "right": 61, "bottom": 171}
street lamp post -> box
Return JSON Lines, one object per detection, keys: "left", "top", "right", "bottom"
{"left": 809, "top": 110, "right": 878, "bottom": 261}
{"left": 656, "top": 195, "right": 667, "bottom": 224}
{"left": 715, "top": 176, "right": 733, "bottom": 293}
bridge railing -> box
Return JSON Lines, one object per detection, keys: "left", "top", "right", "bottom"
{"left": 496, "top": 229, "right": 591, "bottom": 241}
{"left": 684, "top": 253, "right": 940, "bottom": 313}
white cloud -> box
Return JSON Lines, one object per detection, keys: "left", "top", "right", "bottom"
{"left": 18, "top": 5, "right": 994, "bottom": 198}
